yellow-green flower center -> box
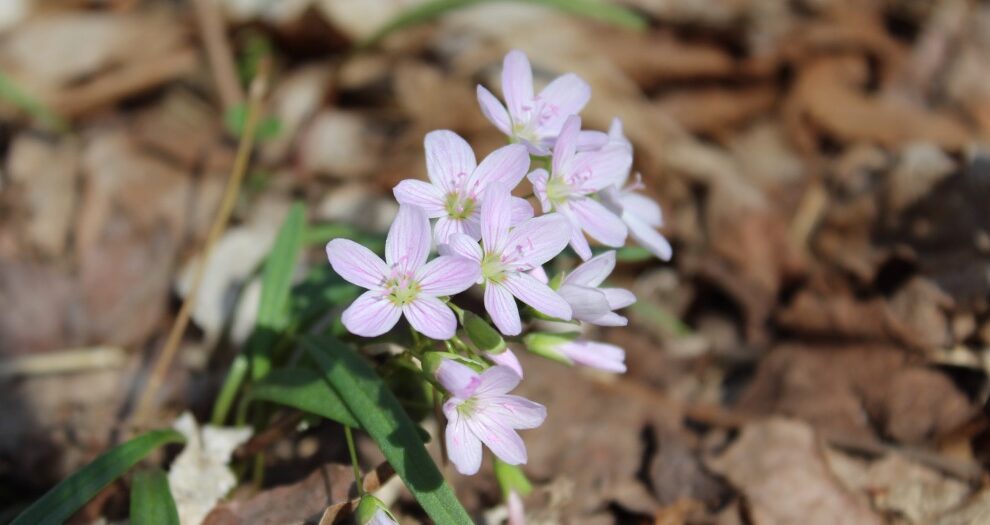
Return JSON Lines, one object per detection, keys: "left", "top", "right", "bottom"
{"left": 445, "top": 192, "right": 476, "bottom": 221}
{"left": 481, "top": 252, "right": 506, "bottom": 284}
{"left": 545, "top": 175, "right": 571, "bottom": 207}
{"left": 385, "top": 273, "right": 420, "bottom": 306}
{"left": 456, "top": 397, "right": 478, "bottom": 415}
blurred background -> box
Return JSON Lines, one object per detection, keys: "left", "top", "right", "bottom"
{"left": 2, "top": 0, "right": 990, "bottom": 523}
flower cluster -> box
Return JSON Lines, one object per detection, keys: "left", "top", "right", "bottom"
{"left": 326, "top": 49, "right": 671, "bottom": 480}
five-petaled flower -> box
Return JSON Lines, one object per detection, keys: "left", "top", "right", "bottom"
{"left": 557, "top": 250, "right": 635, "bottom": 326}
{"left": 477, "top": 49, "right": 602, "bottom": 156}
{"left": 394, "top": 130, "right": 534, "bottom": 244}
{"left": 438, "top": 360, "right": 546, "bottom": 475}
{"left": 444, "top": 184, "right": 572, "bottom": 335}
{"left": 600, "top": 119, "right": 673, "bottom": 261}
{"left": 326, "top": 205, "right": 479, "bottom": 340}
{"left": 529, "top": 115, "right": 631, "bottom": 260}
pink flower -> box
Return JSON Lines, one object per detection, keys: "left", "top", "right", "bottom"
{"left": 508, "top": 490, "right": 526, "bottom": 525}
{"left": 557, "top": 251, "right": 635, "bottom": 326}
{"left": 488, "top": 348, "right": 524, "bottom": 378}
{"left": 437, "top": 360, "right": 546, "bottom": 475}
{"left": 444, "top": 184, "right": 572, "bottom": 336}
{"left": 393, "top": 130, "right": 534, "bottom": 244}
{"left": 326, "top": 205, "right": 479, "bottom": 340}
{"left": 524, "top": 333, "right": 627, "bottom": 373}
{"left": 366, "top": 509, "right": 398, "bottom": 525}
{"left": 477, "top": 49, "right": 601, "bottom": 155}
{"left": 599, "top": 119, "right": 673, "bottom": 261}
{"left": 529, "top": 115, "right": 630, "bottom": 260}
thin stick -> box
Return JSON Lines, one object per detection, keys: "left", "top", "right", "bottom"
{"left": 132, "top": 59, "right": 270, "bottom": 424}
{"left": 344, "top": 426, "right": 364, "bottom": 497}
{"left": 192, "top": 0, "right": 245, "bottom": 111}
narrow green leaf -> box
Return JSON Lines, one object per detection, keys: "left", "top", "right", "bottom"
{"left": 130, "top": 468, "right": 180, "bottom": 525}
{"left": 12, "top": 430, "right": 185, "bottom": 525}
{"left": 0, "top": 71, "right": 69, "bottom": 132}
{"left": 251, "top": 202, "right": 307, "bottom": 380}
{"left": 302, "top": 335, "right": 472, "bottom": 524}
{"left": 360, "top": 0, "right": 647, "bottom": 48}
{"left": 246, "top": 367, "right": 361, "bottom": 428}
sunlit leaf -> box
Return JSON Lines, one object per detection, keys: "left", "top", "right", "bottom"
{"left": 130, "top": 468, "right": 180, "bottom": 525}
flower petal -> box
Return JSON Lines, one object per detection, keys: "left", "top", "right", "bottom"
{"left": 477, "top": 85, "right": 512, "bottom": 136}
{"left": 503, "top": 272, "right": 572, "bottom": 320}
{"left": 527, "top": 169, "right": 551, "bottom": 213}
{"left": 563, "top": 250, "right": 615, "bottom": 287}
{"left": 444, "top": 407, "right": 484, "bottom": 475}
{"left": 469, "top": 143, "right": 530, "bottom": 193}
{"left": 341, "top": 291, "right": 402, "bottom": 337}
{"left": 570, "top": 197, "right": 628, "bottom": 247}
{"left": 385, "top": 205, "right": 432, "bottom": 271}
{"left": 626, "top": 213, "right": 673, "bottom": 261}
{"left": 569, "top": 144, "right": 632, "bottom": 193}
{"left": 586, "top": 311, "right": 628, "bottom": 327}
{"left": 443, "top": 232, "right": 483, "bottom": 263}
{"left": 528, "top": 265, "right": 549, "bottom": 284}
{"left": 403, "top": 296, "right": 457, "bottom": 340}
{"left": 368, "top": 509, "right": 399, "bottom": 525}
{"left": 557, "top": 284, "right": 611, "bottom": 322}
{"left": 510, "top": 197, "right": 534, "bottom": 225}
{"left": 434, "top": 216, "right": 467, "bottom": 245}
{"left": 484, "top": 394, "right": 546, "bottom": 429}
{"left": 393, "top": 179, "right": 445, "bottom": 217}
{"left": 326, "top": 239, "right": 387, "bottom": 289}
{"left": 503, "top": 212, "right": 571, "bottom": 268}
{"left": 602, "top": 287, "right": 636, "bottom": 309}
{"left": 424, "top": 130, "right": 476, "bottom": 193}
{"left": 502, "top": 49, "right": 533, "bottom": 121}
{"left": 467, "top": 413, "right": 527, "bottom": 465}
{"left": 488, "top": 349, "right": 524, "bottom": 379}
{"left": 437, "top": 359, "right": 481, "bottom": 399}
{"left": 536, "top": 72, "right": 591, "bottom": 134}
{"left": 552, "top": 115, "right": 581, "bottom": 177}
{"left": 485, "top": 283, "right": 521, "bottom": 336}
{"left": 416, "top": 255, "right": 480, "bottom": 296}
{"left": 481, "top": 183, "right": 513, "bottom": 253}
{"left": 560, "top": 340, "right": 626, "bottom": 373}
{"left": 508, "top": 492, "right": 525, "bottom": 525}
{"left": 576, "top": 130, "right": 609, "bottom": 151}
{"left": 622, "top": 192, "right": 663, "bottom": 227}
{"left": 475, "top": 365, "right": 521, "bottom": 397}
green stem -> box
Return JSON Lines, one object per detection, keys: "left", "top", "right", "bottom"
{"left": 344, "top": 426, "right": 365, "bottom": 496}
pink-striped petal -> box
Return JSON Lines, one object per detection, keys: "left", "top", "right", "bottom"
{"left": 527, "top": 169, "right": 551, "bottom": 213}
{"left": 535, "top": 73, "right": 591, "bottom": 134}
{"left": 570, "top": 197, "right": 628, "bottom": 247}
{"left": 341, "top": 291, "right": 402, "bottom": 337}
{"left": 502, "top": 50, "right": 533, "bottom": 120}
{"left": 477, "top": 85, "right": 512, "bottom": 135}
{"left": 557, "top": 284, "right": 610, "bottom": 322}
{"left": 385, "top": 205, "right": 432, "bottom": 271}
{"left": 559, "top": 340, "right": 626, "bottom": 373}
{"left": 392, "top": 179, "right": 445, "bottom": 217}
{"left": 425, "top": 130, "right": 476, "bottom": 193}
{"left": 622, "top": 192, "right": 663, "bottom": 227}
{"left": 475, "top": 365, "right": 521, "bottom": 397}
{"left": 569, "top": 145, "right": 632, "bottom": 193}
{"left": 563, "top": 250, "right": 615, "bottom": 287}
{"left": 437, "top": 359, "right": 481, "bottom": 399}
{"left": 503, "top": 272, "right": 572, "bottom": 320}
{"left": 444, "top": 232, "right": 483, "bottom": 263}
{"left": 602, "top": 287, "right": 636, "bottom": 309}
{"left": 444, "top": 407, "right": 484, "bottom": 475}
{"left": 587, "top": 311, "right": 628, "bottom": 327}
{"left": 469, "top": 143, "right": 530, "bottom": 193}
{"left": 481, "top": 184, "right": 513, "bottom": 253}
{"left": 416, "top": 255, "right": 480, "bottom": 296}
{"left": 403, "top": 296, "right": 457, "bottom": 340}
{"left": 502, "top": 213, "right": 571, "bottom": 269}
{"left": 626, "top": 213, "right": 673, "bottom": 261}
{"left": 326, "top": 239, "right": 387, "bottom": 290}
{"left": 488, "top": 349, "right": 524, "bottom": 378}
{"left": 468, "top": 413, "right": 527, "bottom": 465}
{"left": 528, "top": 265, "right": 549, "bottom": 284}
{"left": 510, "top": 197, "right": 534, "bottom": 225}
{"left": 434, "top": 216, "right": 467, "bottom": 245}
{"left": 552, "top": 115, "right": 581, "bottom": 176}
{"left": 576, "top": 130, "right": 609, "bottom": 151}
{"left": 485, "top": 283, "right": 521, "bottom": 336}
{"left": 483, "top": 394, "right": 546, "bottom": 429}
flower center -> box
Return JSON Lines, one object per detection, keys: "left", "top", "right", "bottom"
{"left": 456, "top": 397, "right": 478, "bottom": 416}
{"left": 444, "top": 192, "right": 476, "bottom": 221}
{"left": 481, "top": 252, "right": 506, "bottom": 284}
{"left": 385, "top": 271, "right": 420, "bottom": 306}
{"left": 545, "top": 175, "right": 571, "bottom": 207}
{"left": 511, "top": 120, "right": 540, "bottom": 144}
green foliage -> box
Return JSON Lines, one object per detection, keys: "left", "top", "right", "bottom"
{"left": 224, "top": 103, "right": 281, "bottom": 140}
{"left": 130, "top": 468, "right": 180, "bottom": 525}
{"left": 302, "top": 335, "right": 472, "bottom": 524}
{"left": 246, "top": 367, "right": 361, "bottom": 428}
{"left": 0, "top": 71, "right": 69, "bottom": 132}
{"left": 12, "top": 430, "right": 185, "bottom": 525}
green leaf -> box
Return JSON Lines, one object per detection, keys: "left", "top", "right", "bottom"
{"left": 302, "top": 335, "right": 472, "bottom": 524}
{"left": 224, "top": 103, "right": 281, "bottom": 141}
{"left": 246, "top": 367, "right": 361, "bottom": 428}
{"left": 0, "top": 71, "right": 69, "bottom": 132}
{"left": 12, "top": 430, "right": 185, "bottom": 525}
{"left": 614, "top": 245, "right": 654, "bottom": 262}
{"left": 130, "top": 468, "right": 180, "bottom": 525}
{"left": 360, "top": 0, "right": 647, "bottom": 48}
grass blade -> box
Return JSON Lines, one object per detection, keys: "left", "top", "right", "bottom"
{"left": 246, "top": 367, "right": 361, "bottom": 427}
{"left": 130, "top": 468, "right": 180, "bottom": 525}
{"left": 302, "top": 335, "right": 472, "bottom": 524}
{"left": 360, "top": 0, "right": 647, "bottom": 48}
{"left": 12, "top": 430, "right": 185, "bottom": 525}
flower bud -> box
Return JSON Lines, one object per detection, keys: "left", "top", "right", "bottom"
{"left": 463, "top": 311, "right": 505, "bottom": 353}
{"left": 421, "top": 351, "right": 461, "bottom": 376}
{"left": 355, "top": 495, "right": 398, "bottom": 525}
{"left": 522, "top": 332, "right": 578, "bottom": 364}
